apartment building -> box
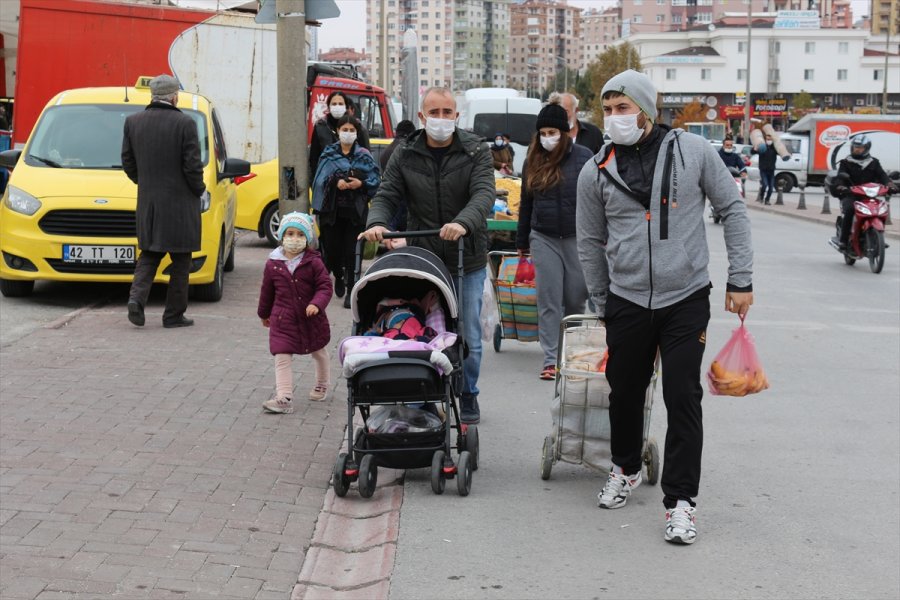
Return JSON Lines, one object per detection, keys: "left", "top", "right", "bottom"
{"left": 366, "top": 0, "right": 511, "bottom": 96}
{"left": 629, "top": 24, "right": 899, "bottom": 122}
{"left": 581, "top": 6, "right": 620, "bottom": 72}
{"left": 622, "top": 0, "right": 768, "bottom": 34}
{"left": 871, "top": 0, "right": 899, "bottom": 35}
{"left": 508, "top": 0, "right": 582, "bottom": 97}
{"left": 454, "top": 1, "right": 511, "bottom": 88}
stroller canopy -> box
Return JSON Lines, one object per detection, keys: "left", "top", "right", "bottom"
{"left": 352, "top": 246, "right": 459, "bottom": 324}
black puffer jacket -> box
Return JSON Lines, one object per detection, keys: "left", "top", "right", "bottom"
{"left": 367, "top": 128, "right": 494, "bottom": 274}
{"left": 516, "top": 142, "right": 594, "bottom": 249}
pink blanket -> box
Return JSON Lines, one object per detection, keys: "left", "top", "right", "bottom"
{"left": 338, "top": 332, "right": 458, "bottom": 364}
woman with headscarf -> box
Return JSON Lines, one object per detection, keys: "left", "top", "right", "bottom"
{"left": 311, "top": 115, "right": 380, "bottom": 308}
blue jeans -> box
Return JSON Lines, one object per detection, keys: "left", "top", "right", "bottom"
{"left": 459, "top": 267, "right": 486, "bottom": 398}
{"left": 760, "top": 169, "right": 776, "bottom": 201}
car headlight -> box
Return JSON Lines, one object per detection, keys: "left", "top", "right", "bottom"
{"left": 200, "top": 189, "right": 211, "bottom": 212}
{"left": 4, "top": 186, "right": 42, "bottom": 216}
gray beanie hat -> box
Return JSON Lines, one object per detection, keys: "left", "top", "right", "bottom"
{"left": 149, "top": 74, "right": 179, "bottom": 96}
{"left": 601, "top": 69, "right": 658, "bottom": 122}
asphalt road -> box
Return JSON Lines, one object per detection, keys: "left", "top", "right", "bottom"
{"left": 389, "top": 210, "right": 900, "bottom": 599}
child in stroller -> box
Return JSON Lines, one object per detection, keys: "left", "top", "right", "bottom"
{"left": 333, "top": 233, "right": 480, "bottom": 499}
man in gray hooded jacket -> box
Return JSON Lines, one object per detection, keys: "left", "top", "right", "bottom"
{"left": 576, "top": 70, "right": 754, "bottom": 545}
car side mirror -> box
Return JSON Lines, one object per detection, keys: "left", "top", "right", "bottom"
{"left": 0, "top": 149, "right": 22, "bottom": 170}
{"left": 218, "top": 157, "right": 251, "bottom": 182}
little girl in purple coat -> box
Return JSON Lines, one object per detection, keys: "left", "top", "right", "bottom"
{"left": 258, "top": 212, "right": 334, "bottom": 413}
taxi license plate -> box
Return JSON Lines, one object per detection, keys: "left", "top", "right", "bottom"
{"left": 63, "top": 244, "right": 136, "bottom": 264}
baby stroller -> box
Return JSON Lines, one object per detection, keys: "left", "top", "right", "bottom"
{"left": 333, "top": 230, "right": 479, "bottom": 499}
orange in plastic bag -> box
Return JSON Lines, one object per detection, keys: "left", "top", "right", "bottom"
{"left": 707, "top": 318, "right": 769, "bottom": 397}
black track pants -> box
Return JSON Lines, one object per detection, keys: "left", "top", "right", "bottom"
{"left": 604, "top": 288, "right": 711, "bottom": 508}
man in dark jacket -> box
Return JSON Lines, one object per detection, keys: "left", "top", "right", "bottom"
{"left": 558, "top": 92, "right": 604, "bottom": 154}
{"left": 755, "top": 133, "right": 778, "bottom": 204}
{"left": 360, "top": 87, "right": 495, "bottom": 424}
{"left": 122, "top": 74, "right": 205, "bottom": 328}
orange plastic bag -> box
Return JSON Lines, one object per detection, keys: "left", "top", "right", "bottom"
{"left": 707, "top": 318, "right": 769, "bottom": 396}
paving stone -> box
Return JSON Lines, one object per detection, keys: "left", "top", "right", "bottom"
{"left": 298, "top": 545, "right": 395, "bottom": 590}
{"left": 291, "top": 580, "right": 391, "bottom": 600}
{"left": 312, "top": 510, "right": 400, "bottom": 552}
{"left": 1, "top": 575, "right": 48, "bottom": 599}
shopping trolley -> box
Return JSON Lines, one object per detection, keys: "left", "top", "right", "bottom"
{"left": 539, "top": 314, "right": 660, "bottom": 483}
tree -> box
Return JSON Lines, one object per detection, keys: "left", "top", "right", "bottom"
{"left": 585, "top": 43, "right": 643, "bottom": 117}
{"left": 672, "top": 101, "right": 709, "bottom": 129}
{"left": 791, "top": 89, "right": 816, "bottom": 120}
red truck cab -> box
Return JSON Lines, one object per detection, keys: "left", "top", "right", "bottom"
{"left": 307, "top": 63, "right": 395, "bottom": 141}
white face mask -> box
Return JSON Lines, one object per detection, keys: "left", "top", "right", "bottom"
{"left": 723, "top": 147, "right": 734, "bottom": 154}
{"left": 329, "top": 104, "right": 346, "bottom": 119}
{"left": 339, "top": 131, "right": 357, "bottom": 146}
{"left": 540, "top": 135, "right": 561, "bottom": 152}
{"left": 424, "top": 117, "right": 456, "bottom": 143}
{"left": 282, "top": 236, "right": 307, "bottom": 254}
{"left": 605, "top": 113, "right": 644, "bottom": 146}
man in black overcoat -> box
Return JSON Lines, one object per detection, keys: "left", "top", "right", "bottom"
{"left": 122, "top": 74, "right": 205, "bottom": 328}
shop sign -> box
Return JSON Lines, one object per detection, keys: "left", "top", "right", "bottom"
{"left": 720, "top": 105, "right": 746, "bottom": 119}
{"left": 754, "top": 98, "right": 787, "bottom": 116}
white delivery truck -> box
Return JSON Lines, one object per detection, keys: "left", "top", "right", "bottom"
{"left": 748, "top": 114, "right": 900, "bottom": 192}
{"left": 457, "top": 88, "right": 541, "bottom": 175}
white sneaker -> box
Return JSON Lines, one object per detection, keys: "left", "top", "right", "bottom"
{"left": 262, "top": 396, "right": 294, "bottom": 414}
{"left": 597, "top": 470, "right": 642, "bottom": 509}
{"left": 665, "top": 506, "right": 697, "bottom": 545}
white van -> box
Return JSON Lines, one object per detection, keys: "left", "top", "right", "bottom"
{"left": 457, "top": 89, "right": 541, "bottom": 175}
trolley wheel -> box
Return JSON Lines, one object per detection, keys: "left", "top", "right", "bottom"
{"left": 492, "top": 323, "right": 502, "bottom": 352}
{"left": 644, "top": 438, "right": 660, "bottom": 486}
{"left": 540, "top": 435, "right": 554, "bottom": 480}
{"left": 430, "top": 450, "right": 446, "bottom": 495}
{"left": 456, "top": 451, "right": 473, "bottom": 497}
{"left": 357, "top": 454, "right": 377, "bottom": 499}
{"left": 462, "top": 424, "right": 479, "bottom": 471}
{"left": 333, "top": 453, "right": 351, "bottom": 497}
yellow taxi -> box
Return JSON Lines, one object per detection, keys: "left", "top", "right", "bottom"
{"left": 0, "top": 77, "right": 249, "bottom": 300}
{"left": 235, "top": 138, "right": 394, "bottom": 246}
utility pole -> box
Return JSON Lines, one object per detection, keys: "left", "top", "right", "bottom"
{"left": 276, "top": 0, "right": 308, "bottom": 215}
{"left": 743, "top": 0, "right": 752, "bottom": 142}
{"left": 379, "top": 0, "right": 390, "bottom": 94}
{"left": 883, "top": 0, "right": 896, "bottom": 113}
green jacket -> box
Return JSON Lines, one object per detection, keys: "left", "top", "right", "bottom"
{"left": 367, "top": 128, "right": 494, "bottom": 274}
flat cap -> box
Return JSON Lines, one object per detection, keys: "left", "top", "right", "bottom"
{"left": 149, "top": 74, "right": 179, "bottom": 96}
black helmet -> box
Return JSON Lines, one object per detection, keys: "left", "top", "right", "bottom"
{"left": 850, "top": 135, "right": 871, "bottom": 158}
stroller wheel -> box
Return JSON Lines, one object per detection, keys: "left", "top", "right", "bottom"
{"left": 358, "top": 454, "right": 378, "bottom": 499}
{"left": 333, "top": 453, "right": 352, "bottom": 497}
{"left": 643, "top": 438, "right": 660, "bottom": 486}
{"left": 456, "top": 451, "right": 473, "bottom": 497}
{"left": 493, "top": 324, "right": 502, "bottom": 352}
{"left": 430, "top": 450, "right": 446, "bottom": 495}
{"left": 462, "top": 425, "right": 479, "bottom": 471}
{"left": 540, "top": 435, "right": 554, "bottom": 481}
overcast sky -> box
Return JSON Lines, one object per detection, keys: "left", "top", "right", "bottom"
{"left": 316, "top": 0, "right": 870, "bottom": 54}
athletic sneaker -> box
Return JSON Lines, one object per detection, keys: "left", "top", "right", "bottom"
{"left": 664, "top": 506, "right": 697, "bottom": 545}
{"left": 597, "top": 470, "right": 642, "bottom": 509}
{"left": 262, "top": 396, "right": 294, "bottom": 414}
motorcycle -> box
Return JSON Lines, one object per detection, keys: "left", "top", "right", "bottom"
{"left": 827, "top": 179, "right": 893, "bottom": 274}
{"left": 710, "top": 167, "right": 745, "bottom": 225}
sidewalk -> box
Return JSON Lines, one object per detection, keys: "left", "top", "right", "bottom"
{"left": 0, "top": 232, "right": 368, "bottom": 599}
{"left": 742, "top": 180, "right": 900, "bottom": 239}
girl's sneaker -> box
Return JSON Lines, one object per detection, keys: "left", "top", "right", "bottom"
{"left": 309, "top": 384, "right": 328, "bottom": 401}
{"left": 263, "top": 396, "right": 294, "bottom": 414}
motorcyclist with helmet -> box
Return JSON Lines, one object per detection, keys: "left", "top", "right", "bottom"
{"left": 831, "top": 135, "right": 897, "bottom": 250}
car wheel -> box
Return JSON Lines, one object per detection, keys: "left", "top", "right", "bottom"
{"left": 262, "top": 202, "right": 280, "bottom": 248}
{"left": 774, "top": 173, "right": 795, "bottom": 194}
{"left": 0, "top": 279, "right": 35, "bottom": 298}
{"left": 191, "top": 235, "right": 225, "bottom": 302}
